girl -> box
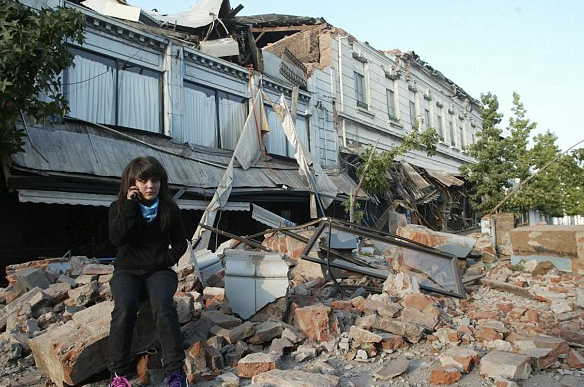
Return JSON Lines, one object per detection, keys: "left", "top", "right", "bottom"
{"left": 108, "top": 156, "right": 189, "bottom": 387}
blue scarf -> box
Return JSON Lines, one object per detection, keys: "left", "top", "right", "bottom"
{"left": 139, "top": 197, "right": 159, "bottom": 224}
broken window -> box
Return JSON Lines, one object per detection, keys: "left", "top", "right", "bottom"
{"left": 183, "top": 82, "right": 218, "bottom": 147}
{"left": 458, "top": 122, "right": 465, "bottom": 149}
{"left": 218, "top": 91, "right": 247, "bottom": 150}
{"left": 299, "top": 218, "right": 466, "bottom": 298}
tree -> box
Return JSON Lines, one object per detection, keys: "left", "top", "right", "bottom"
{"left": 0, "top": 0, "right": 84, "bottom": 156}
{"left": 347, "top": 125, "right": 439, "bottom": 222}
{"left": 563, "top": 148, "right": 584, "bottom": 215}
{"left": 462, "top": 91, "right": 584, "bottom": 218}
{"left": 460, "top": 92, "right": 512, "bottom": 215}
{"left": 504, "top": 92, "right": 538, "bottom": 214}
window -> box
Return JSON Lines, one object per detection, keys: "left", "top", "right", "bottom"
{"left": 424, "top": 109, "right": 431, "bottom": 129}
{"left": 459, "top": 124, "right": 465, "bottom": 149}
{"left": 386, "top": 89, "right": 397, "bottom": 121}
{"left": 409, "top": 101, "right": 417, "bottom": 128}
{"left": 436, "top": 115, "right": 444, "bottom": 141}
{"left": 64, "top": 48, "right": 162, "bottom": 133}
{"left": 449, "top": 119, "right": 456, "bottom": 146}
{"left": 183, "top": 83, "right": 217, "bottom": 147}
{"left": 183, "top": 82, "right": 247, "bottom": 149}
{"left": 264, "top": 104, "right": 310, "bottom": 158}
{"left": 218, "top": 91, "right": 247, "bottom": 150}
{"left": 354, "top": 71, "right": 367, "bottom": 109}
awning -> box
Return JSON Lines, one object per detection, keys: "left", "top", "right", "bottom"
{"left": 424, "top": 168, "right": 464, "bottom": 187}
{"left": 401, "top": 161, "right": 430, "bottom": 190}
{"left": 17, "top": 189, "right": 250, "bottom": 211}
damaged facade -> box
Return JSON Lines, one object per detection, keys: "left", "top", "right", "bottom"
{"left": 1, "top": 1, "right": 481, "bottom": 273}
{"left": 247, "top": 18, "right": 481, "bottom": 230}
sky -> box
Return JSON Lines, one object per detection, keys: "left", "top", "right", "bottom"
{"left": 127, "top": 0, "right": 584, "bottom": 151}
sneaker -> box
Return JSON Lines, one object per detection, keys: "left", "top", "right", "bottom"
{"left": 166, "top": 371, "right": 189, "bottom": 387}
{"left": 110, "top": 373, "right": 132, "bottom": 387}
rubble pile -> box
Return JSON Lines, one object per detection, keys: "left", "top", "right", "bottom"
{"left": 0, "top": 226, "right": 583, "bottom": 387}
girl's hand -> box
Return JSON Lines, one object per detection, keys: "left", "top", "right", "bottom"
{"left": 127, "top": 186, "right": 140, "bottom": 201}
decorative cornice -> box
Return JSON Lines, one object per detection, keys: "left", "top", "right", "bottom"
{"left": 262, "top": 78, "right": 311, "bottom": 103}
{"left": 184, "top": 51, "right": 249, "bottom": 80}
{"left": 84, "top": 14, "right": 167, "bottom": 52}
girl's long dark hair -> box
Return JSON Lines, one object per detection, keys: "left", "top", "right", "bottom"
{"left": 114, "top": 156, "right": 174, "bottom": 232}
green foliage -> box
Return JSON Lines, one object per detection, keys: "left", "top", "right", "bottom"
{"left": 342, "top": 198, "right": 364, "bottom": 223}
{"left": 461, "top": 91, "right": 584, "bottom": 218}
{"left": 356, "top": 126, "right": 439, "bottom": 195}
{"left": 460, "top": 92, "right": 513, "bottom": 215}
{"left": 0, "top": 0, "right": 84, "bottom": 156}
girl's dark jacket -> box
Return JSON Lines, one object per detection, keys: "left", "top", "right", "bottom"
{"left": 109, "top": 199, "right": 187, "bottom": 271}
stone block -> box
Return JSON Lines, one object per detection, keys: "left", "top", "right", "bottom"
{"left": 439, "top": 347, "right": 479, "bottom": 373}
{"left": 371, "top": 315, "right": 424, "bottom": 343}
{"left": 251, "top": 369, "right": 340, "bottom": 387}
{"left": 185, "top": 341, "right": 206, "bottom": 376}
{"left": 14, "top": 268, "right": 50, "bottom": 292}
{"left": 211, "top": 321, "right": 254, "bottom": 344}
{"left": 294, "top": 303, "right": 339, "bottom": 342}
{"left": 349, "top": 325, "right": 382, "bottom": 345}
{"left": 236, "top": 352, "right": 280, "bottom": 379}
{"left": 429, "top": 365, "right": 462, "bottom": 385}
{"left": 480, "top": 351, "right": 532, "bottom": 381}
{"left": 29, "top": 300, "right": 158, "bottom": 387}
{"left": 247, "top": 320, "right": 283, "bottom": 344}
{"left": 509, "top": 224, "right": 584, "bottom": 274}
{"left": 566, "top": 349, "right": 584, "bottom": 369}
{"left": 373, "top": 358, "right": 409, "bottom": 380}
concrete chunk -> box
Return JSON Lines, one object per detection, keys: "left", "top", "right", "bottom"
{"left": 29, "top": 300, "right": 158, "bottom": 387}
{"left": 294, "top": 303, "right": 339, "bottom": 342}
{"left": 251, "top": 369, "right": 340, "bottom": 387}
{"left": 439, "top": 347, "right": 480, "bottom": 373}
{"left": 480, "top": 351, "right": 532, "bottom": 381}
{"left": 14, "top": 268, "right": 50, "bottom": 292}
{"left": 237, "top": 352, "right": 281, "bottom": 379}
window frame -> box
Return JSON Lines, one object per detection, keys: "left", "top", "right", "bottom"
{"left": 354, "top": 71, "right": 368, "bottom": 109}
{"left": 183, "top": 81, "right": 248, "bottom": 150}
{"left": 64, "top": 47, "right": 163, "bottom": 134}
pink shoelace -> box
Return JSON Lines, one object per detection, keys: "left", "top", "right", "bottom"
{"left": 110, "top": 374, "right": 132, "bottom": 387}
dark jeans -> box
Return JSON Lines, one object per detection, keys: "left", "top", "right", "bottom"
{"left": 108, "top": 268, "right": 184, "bottom": 376}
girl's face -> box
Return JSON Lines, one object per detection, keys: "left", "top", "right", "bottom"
{"left": 135, "top": 177, "right": 161, "bottom": 202}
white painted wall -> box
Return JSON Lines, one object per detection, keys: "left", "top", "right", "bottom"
{"left": 309, "top": 32, "right": 483, "bottom": 175}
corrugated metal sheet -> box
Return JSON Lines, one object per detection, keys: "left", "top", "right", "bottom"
{"left": 17, "top": 189, "right": 250, "bottom": 210}
{"left": 424, "top": 168, "right": 464, "bottom": 187}
{"left": 144, "top": 0, "right": 223, "bottom": 29}
{"left": 326, "top": 170, "right": 368, "bottom": 198}
{"left": 9, "top": 120, "right": 355, "bottom": 202}
{"left": 11, "top": 121, "right": 269, "bottom": 190}
{"left": 401, "top": 161, "right": 430, "bottom": 190}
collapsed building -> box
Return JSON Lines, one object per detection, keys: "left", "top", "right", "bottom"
{"left": 1, "top": 0, "right": 482, "bottom": 275}
{"left": 1, "top": 216, "right": 583, "bottom": 386}
{"left": 2, "top": 1, "right": 584, "bottom": 386}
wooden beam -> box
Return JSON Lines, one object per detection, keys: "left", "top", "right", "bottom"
{"left": 225, "top": 4, "right": 244, "bottom": 19}
{"left": 250, "top": 25, "right": 321, "bottom": 33}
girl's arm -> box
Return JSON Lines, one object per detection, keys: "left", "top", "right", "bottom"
{"left": 109, "top": 200, "right": 140, "bottom": 246}
{"left": 166, "top": 204, "right": 188, "bottom": 265}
